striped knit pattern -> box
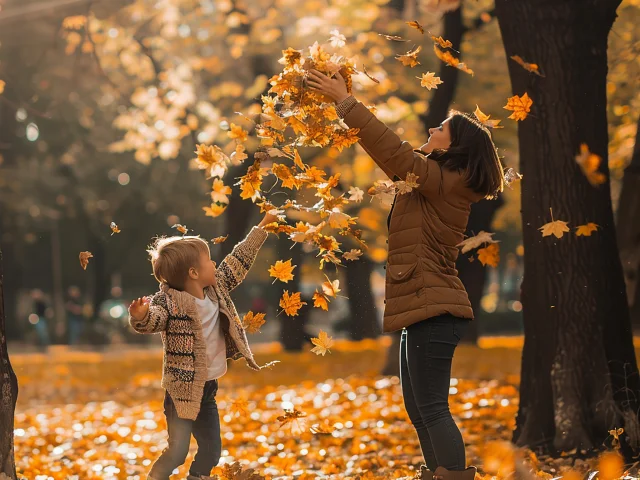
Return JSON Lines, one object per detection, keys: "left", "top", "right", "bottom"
{"left": 129, "top": 226, "right": 269, "bottom": 420}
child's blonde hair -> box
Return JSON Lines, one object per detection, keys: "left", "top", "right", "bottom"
{"left": 147, "top": 236, "right": 210, "bottom": 290}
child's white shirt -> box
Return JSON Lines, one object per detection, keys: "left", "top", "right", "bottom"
{"left": 194, "top": 295, "right": 228, "bottom": 380}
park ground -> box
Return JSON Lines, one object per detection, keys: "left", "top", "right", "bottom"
{"left": 10, "top": 337, "right": 639, "bottom": 480}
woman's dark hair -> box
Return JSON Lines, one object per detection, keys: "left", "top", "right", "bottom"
{"left": 429, "top": 110, "right": 506, "bottom": 199}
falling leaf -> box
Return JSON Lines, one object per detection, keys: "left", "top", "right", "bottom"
{"left": 276, "top": 408, "right": 308, "bottom": 435}
{"left": 431, "top": 35, "right": 452, "bottom": 49}
{"left": 477, "top": 244, "right": 500, "bottom": 267}
{"left": 406, "top": 20, "right": 425, "bottom": 34}
{"left": 110, "top": 222, "right": 121, "bottom": 235}
{"left": 503, "top": 93, "right": 532, "bottom": 121}
{"left": 279, "top": 290, "right": 307, "bottom": 317}
{"left": 575, "top": 143, "right": 606, "bottom": 186}
{"left": 504, "top": 168, "right": 523, "bottom": 186}
{"left": 227, "top": 123, "right": 249, "bottom": 143}
{"left": 417, "top": 72, "right": 443, "bottom": 90}
{"left": 377, "top": 33, "right": 409, "bottom": 42}
{"left": 310, "top": 421, "right": 336, "bottom": 435}
{"left": 539, "top": 208, "right": 569, "bottom": 239}
{"left": 203, "top": 203, "right": 228, "bottom": 218}
{"left": 211, "top": 235, "right": 228, "bottom": 244}
{"left": 194, "top": 144, "right": 228, "bottom": 178}
{"left": 172, "top": 224, "right": 189, "bottom": 235}
{"left": 230, "top": 398, "right": 250, "bottom": 417}
{"left": 230, "top": 144, "right": 248, "bottom": 164}
{"left": 361, "top": 65, "right": 380, "bottom": 84}
{"left": 312, "top": 291, "right": 329, "bottom": 311}
{"left": 510, "top": 55, "right": 543, "bottom": 76}
{"left": 329, "top": 29, "right": 346, "bottom": 48}
{"left": 211, "top": 178, "right": 232, "bottom": 204}
{"left": 63, "top": 15, "right": 86, "bottom": 29}
{"left": 474, "top": 105, "right": 503, "bottom": 129}
{"left": 321, "top": 276, "right": 341, "bottom": 297}
{"left": 609, "top": 427, "right": 625, "bottom": 450}
{"left": 0, "top": 80, "right": 5, "bottom": 95}
{"left": 368, "top": 179, "right": 396, "bottom": 207}
{"left": 433, "top": 45, "right": 474, "bottom": 75}
{"left": 242, "top": 311, "right": 266, "bottom": 333}
{"left": 272, "top": 163, "right": 303, "bottom": 189}
{"left": 395, "top": 172, "right": 420, "bottom": 194}
{"left": 575, "top": 223, "right": 599, "bottom": 237}
{"left": 79, "top": 251, "right": 93, "bottom": 270}
{"left": 311, "top": 330, "right": 335, "bottom": 356}
{"left": 395, "top": 46, "right": 422, "bottom": 68}
{"left": 457, "top": 231, "right": 500, "bottom": 254}
{"left": 328, "top": 208, "right": 353, "bottom": 229}
{"left": 269, "top": 259, "right": 296, "bottom": 283}
{"left": 348, "top": 186, "right": 364, "bottom": 202}
{"left": 343, "top": 249, "right": 363, "bottom": 261}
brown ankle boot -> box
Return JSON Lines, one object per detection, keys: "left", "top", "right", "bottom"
{"left": 415, "top": 465, "right": 434, "bottom": 480}
{"left": 432, "top": 466, "right": 477, "bottom": 480}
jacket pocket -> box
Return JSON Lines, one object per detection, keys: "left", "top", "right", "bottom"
{"left": 387, "top": 262, "right": 418, "bottom": 283}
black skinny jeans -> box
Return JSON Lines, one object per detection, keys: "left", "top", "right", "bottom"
{"left": 400, "top": 314, "right": 469, "bottom": 471}
{"left": 149, "top": 379, "right": 221, "bottom": 479}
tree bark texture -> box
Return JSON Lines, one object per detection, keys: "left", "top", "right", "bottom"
{"left": 617, "top": 115, "right": 640, "bottom": 331}
{"left": 496, "top": 0, "right": 640, "bottom": 454}
{"left": 0, "top": 248, "right": 19, "bottom": 478}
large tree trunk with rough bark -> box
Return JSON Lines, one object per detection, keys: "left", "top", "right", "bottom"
{"left": 0, "top": 248, "right": 19, "bottom": 478}
{"left": 496, "top": 0, "right": 640, "bottom": 455}
{"left": 617, "top": 115, "right": 640, "bottom": 332}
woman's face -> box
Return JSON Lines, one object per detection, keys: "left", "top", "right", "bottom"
{"left": 419, "top": 117, "right": 453, "bottom": 153}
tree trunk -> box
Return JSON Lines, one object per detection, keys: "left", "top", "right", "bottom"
{"left": 617, "top": 115, "right": 640, "bottom": 332}
{"left": 344, "top": 256, "right": 378, "bottom": 340}
{"left": 496, "top": 0, "right": 640, "bottom": 455}
{"left": 0, "top": 248, "right": 19, "bottom": 478}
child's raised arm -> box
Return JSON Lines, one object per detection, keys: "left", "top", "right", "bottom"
{"left": 215, "top": 218, "right": 271, "bottom": 293}
{"left": 128, "top": 294, "right": 169, "bottom": 334}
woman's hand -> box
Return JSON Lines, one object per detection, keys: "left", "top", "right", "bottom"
{"left": 128, "top": 297, "right": 150, "bottom": 322}
{"left": 305, "top": 69, "right": 350, "bottom": 104}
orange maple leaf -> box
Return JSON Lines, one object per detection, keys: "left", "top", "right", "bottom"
{"left": 477, "top": 244, "right": 500, "bottom": 267}
{"left": 269, "top": 259, "right": 296, "bottom": 283}
{"left": 79, "top": 251, "right": 93, "bottom": 270}
{"left": 311, "top": 330, "right": 334, "bottom": 356}
{"left": 396, "top": 46, "right": 422, "bottom": 68}
{"left": 203, "top": 203, "right": 227, "bottom": 218}
{"left": 575, "top": 223, "right": 599, "bottom": 237}
{"left": 539, "top": 208, "right": 569, "bottom": 238}
{"left": 575, "top": 144, "right": 606, "bottom": 186}
{"left": 279, "top": 290, "right": 307, "bottom": 317}
{"left": 474, "top": 105, "right": 503, "bottom": 129}
{"left": 431, "top": 35, "right": 452, "bottom": 49}
{"left": 510, "top": 55, "right": 544, "bottom": 77}
{"left": 110, "top": 222, "right": 121, "bottom": 235}
{"left": 242, "top": 311, "right": 266, "bottom": 333}
{"left": 312, "top": 291, "right": 329, "bottom": 311}
{"left": 503, "top": 93, "right": 533, "bottom": 121}
{"left": 417, "top": 72, "right": 443, "bottom": 90}
{"left": 433, "top": 45, "right": 474, "bottom": 75}
{"left": 406, "top": 20, "right": 425, "bottom": 34}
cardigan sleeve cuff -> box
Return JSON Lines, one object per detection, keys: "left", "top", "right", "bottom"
{"left": 336, "top": 95, "right": 358, "bottom": 118}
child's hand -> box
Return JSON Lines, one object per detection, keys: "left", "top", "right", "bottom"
{"left": 259, "top": 211, "right": 279, "bottom": 228}
{"left": 128, "top": 297, "right": 150, "bottom": 322}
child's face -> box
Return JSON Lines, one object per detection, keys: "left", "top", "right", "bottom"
{"left": 196, "top": 249, "right": 217, "bottom": 287}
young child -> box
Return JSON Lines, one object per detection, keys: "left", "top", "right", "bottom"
{"left": 128, "top": 212, "right": 277, "bottom": 480}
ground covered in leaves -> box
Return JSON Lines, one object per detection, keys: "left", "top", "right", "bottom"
{"left": 11, "top": 340, "right": 635, "bottom": 479}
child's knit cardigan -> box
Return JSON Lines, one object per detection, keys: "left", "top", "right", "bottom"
{"left": 129, "top": 226, "right": 269, "bottom": 420}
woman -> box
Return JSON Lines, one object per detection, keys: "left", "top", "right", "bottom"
{"left": 307, "top": 69, "right": 506, "bottom": 480}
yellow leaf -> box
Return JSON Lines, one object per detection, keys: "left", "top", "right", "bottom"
{"left": 312, "top": 291, "right": 329, "bottom": 311}
{"left": 575, "top": 223, "right": 599, "bottom": 236}
{"left": 477, "top": 244, "right": 500, "bottom": 267}
{"left": 211, "top": 178, "right": 232, "bottom": 204}
{"left": 0, "top": 80, "right": 5, "bottom": 95}
{"left": 227, "top": 123, "right": 248, "bottom": 143}
{"left": 406, "top": 20, "right": 425, "bottom": 34}
{"left": 431, "top": 35, "right": 452, "bottom": 49}
{"left": 276, "top": 408, "right": 308, "bottom": 435}
{"left": 539, "top": 208, "right": 569, "bottom": 238}
{"left": 457, "top": 231, "right": 499, "bottom": 254}
{"left": 343, "top": 249, "right": 363, "bottom": 261}
{"left": 417, "top": 72, "right": 443, "bottom": 90}
{"left": 310, "top": 421, "right": 336, "bottom": 435}
{"left": 433, "top": 45, "right": 474, "bottom": 75}
{"left": 109, "top": 222, "right": 121, "bottom": 235}
{"left": 79, "top": 251, "right": 93, "bottom": 270}
{"left": 269, "top": 259, "right": 296, "bottom": 283}
{"left": 272, "top": 163, "right": 302, "bottom": 189}
{"left": 311, "top": 330, "right": 334, "bottom": 356}
{"left": 395, "top": 172, "right": 420, "bottom": 194}
{"left": 395, "top": 46, "right": 422, "bottom": 68}
{"left": 474, "top": 105, "right": 503, "bottom": 129}
{"left": 293, "top": 148, "right": 305, "bottom": 170}
{"left": 230, "top": 398, "right": 250, "bottom": 417}
{"left": 242, "top": 311, "right": 266, "bottom": 333}
{"left": 503, "top": 93, "right": 533, "bottom": 121}
{"left": 172, "top": 223, "right": 189, "bottom": 234}
{"left": 230, "top": 144, "right": 248, "bottom": 164}
{"left": 321, "top": 276, "right": 340, "bottom": 297}
{"left": 362, "top": 64, "right": 380, "bottom": 84}
{"left": 203, "top": 203, "right": 227, "bottom": 218}
{"left": 279, "top": 290, "right": 307, "bottom": 317}
{"left": 211, "top": 235, "right": 228, "bottom": 244}
{"left": 510, "top": 55, "right": 543, "bottom": 77}
{"left": 575, "top": 143, "right": 606, "bottom": 186}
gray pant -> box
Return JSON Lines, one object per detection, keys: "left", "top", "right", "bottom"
{"left": 149, "top": 379, "right": 221, "bottom": 479}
